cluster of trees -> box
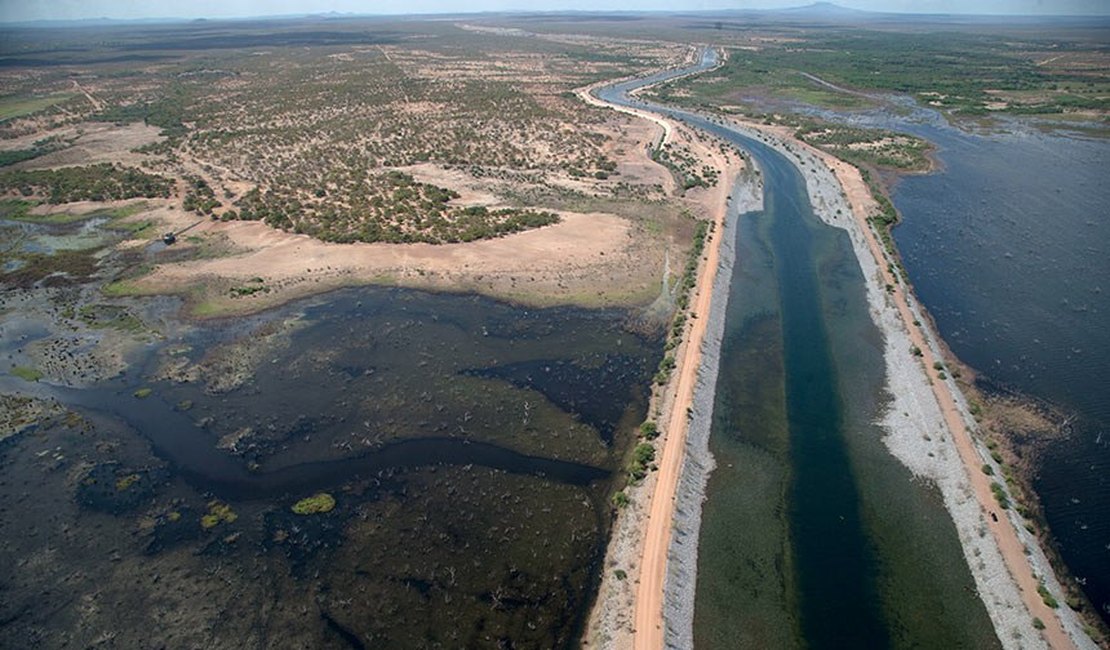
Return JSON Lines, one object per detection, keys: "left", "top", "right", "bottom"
{"left": 652, "top": 143, "right": 716, "bottom": 191}
{"left": 42, "top": 30, "right": 650, "bottom": 248}
{"left": 0, "top": 149, "right": 43, "bottom": 167}
{"left": 158, "top": 51, "right": 615, "bottom": 201}
{"left": 183, "top": 176, "right": 220, "bottom": 215}
{"left": 627, "top": 442, "right": 656, "bottom": 482}
{"left": 0, "top": 164, "right": 174, "bottom": 204}
{"left": 93, "top": 94, "right": 189, "bottom": 137}
{"left": 231, "top": 172, "right": 559, "bottom": 244}
{"left": 565, "top": 155, "right": 619, "bottom": 180}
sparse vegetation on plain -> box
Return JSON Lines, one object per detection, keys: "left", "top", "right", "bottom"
{"left": 646, "top": 29, "right": 1109, "bottom": 121}
{"left": 1, "top": 20, "right": 685, "bottom": 249}
{"left": 797, "top": 124, "right": 931, "bottom": 172}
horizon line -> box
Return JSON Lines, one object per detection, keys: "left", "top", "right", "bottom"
{"left": 3, "top": 5, "right": 1110, "bottom": 28}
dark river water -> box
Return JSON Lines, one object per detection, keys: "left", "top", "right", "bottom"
{"left": 600, "top": 52, "right": 999, "bottom": 648}
{"left": 882, "top": 114, "right": 1109, "bottom": 626}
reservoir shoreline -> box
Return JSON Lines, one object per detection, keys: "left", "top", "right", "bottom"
{"left": 586, "top": 48, "right": 1096, "bottom": 649}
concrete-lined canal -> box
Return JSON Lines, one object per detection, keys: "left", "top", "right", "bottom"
{"left": 598, "top": 50, "right": 1000, "bottom": 648}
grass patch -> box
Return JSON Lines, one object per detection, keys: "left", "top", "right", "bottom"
{"left": 116, "top": 219, "right": 158, "bottom": 239}
{"left": 2, "top": 200, "right": 150, "bottom": 226}
{"left": 778, "top": 83, "right": 870, "bottom": 110}
{"left": 78, "top": 304, "right": 145, "bottom": 332}
{"left": 201, "top": 500, "right": 237, "bottom": 529}
{"left": 655, "top": 32, "right": 1107, "bottom": 119}
{"left": 0, "top": 93, "right": 75, "bottom": 121}
{"left": 189, "top": 299, "right": 235, "bottom": 319}
{"left": 291, "top": 492, "right": 336, "bottom": 515}
{"left": 10, "top": 365, "right": 43, "bottom": 382}
{"left": 101, "top": 281, "right": 140, "bottom": 297}
{"left": 115, "top": 473, "right": 141, "bottom": 491}
{"left": 2, "top": 249, "right": 100, "bottom": 287}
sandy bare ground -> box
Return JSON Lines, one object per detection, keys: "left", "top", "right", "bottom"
{"left": 122, "top": 206, "right": 659, "bottom": 315}
{"left": 106, "top": 82, "right": 717, "bottom": 319}
{"left": 2, "top": 122, "right": 163, "bottom": 170}
{"left": 580, "top": 69, "right": 745, "bottom": 647}
{"left": 629, "top": 158, "right": 735, "bottom": 650}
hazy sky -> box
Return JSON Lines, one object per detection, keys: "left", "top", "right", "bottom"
{"left": 1, "top": 0, "right": 1107, "bottom": 23}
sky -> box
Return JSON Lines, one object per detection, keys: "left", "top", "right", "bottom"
{"left": 1, "top": 0, "right": 1107, "bottom": 23}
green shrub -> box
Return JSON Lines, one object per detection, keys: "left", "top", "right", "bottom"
{"left": 1037, "top": 583, "right": 1059, "bottom": 609}
{"left": 291, "top": 492, "right": 336, "bottom": 515}
{"left": 989, "top": 481, "right": 1010, "bottom": 510}
{"left": 628, "top": 443, "right": 657, "bottom": 481}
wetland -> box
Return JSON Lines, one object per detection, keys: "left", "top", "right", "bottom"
{"left": 1, "top": 208, "right": 661, "bottom": 648}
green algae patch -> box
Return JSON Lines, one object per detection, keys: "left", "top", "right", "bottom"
{"left": 291, "top": 492, "right": 336, "bottom": 515}
{"left": 115, "top": 473, "right": 141, "bottom": 491}
{"left": 79, "top": 304, "right": 145, "bottom": 332}
{"left": 201, "top": 500, "right": 237, "bottom": 529}
{"left": 11, "top": 366, "right": 43, "bottom": 382}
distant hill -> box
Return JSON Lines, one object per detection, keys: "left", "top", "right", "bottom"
{"left": 694, "top": 2, "right": 1110, "bottom": 26}
{"left": 779, "top": 2, "right": 872, "bottom": 17}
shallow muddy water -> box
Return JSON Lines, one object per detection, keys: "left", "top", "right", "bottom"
{"left": 0, "top": 284, "right": 659, "bottom": 648}
{"left": 691, "top": 127, "right": 998, "bottom": 650}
